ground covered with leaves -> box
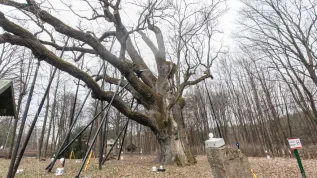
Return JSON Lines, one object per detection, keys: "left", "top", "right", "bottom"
{"left": 0, "top": 155, "right": 316, "bottom": 177}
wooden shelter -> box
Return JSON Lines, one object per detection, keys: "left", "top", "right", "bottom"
{"left": 0, "top": 80, "right": 16, "bottom": 116}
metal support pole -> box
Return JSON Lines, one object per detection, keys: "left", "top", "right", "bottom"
{"left": 103, "top": 120, "right": 129, "bottom": 164}
{"left": 13, "top": 36, "right": 70, "bottom": 176}
{"left": 46, "top": 83, "right": 129, "bottom": 172}
{"left": 204, "top": 80, "right": 222, "bottom": 138}
{"left": 4, "top": 116, "right": 13, "bottom": 150}
{"left": 48, "top": 102, "right": 108, "bottom": 166}
{"left": 75, "top": 79, "right": 123, "bottom": 178}
{"left": 12, "top": 64, "right": 59, "bottom": 176}
{"left": 46, "top": 90, "right": 91, "bottom": 172}
{"left": 47, "top": 62, "right": 106, "bottom": 172}
{"left": 117, "top": 121, "right": 129, "bottom": 160}
{"left": 294, "top": 149, "right": 306, "bottom": 178}
{"left": 7, "top": 61, "right": 41, "bottom": 178}
{"left": 117, "top": 99, "right": 134, "bottom": 160}
{"left": 86, "top": 100, "right": 99, "bottom": 148}
{"left": 98, "top": 62, "right": 107, "bottom": 170}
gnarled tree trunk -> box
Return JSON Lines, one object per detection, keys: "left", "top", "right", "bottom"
{"left": 156, "top": 123, "right": 195, "bottom": 165}
{"left": 152, "top": 61, "right": 195, "bottom": 165}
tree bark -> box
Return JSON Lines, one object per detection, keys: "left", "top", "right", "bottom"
{"left": 152, "top": 61, "right": 195, "bottom": 165}
{"left": 156, "top": 124, "right": 195, "bottom": 166}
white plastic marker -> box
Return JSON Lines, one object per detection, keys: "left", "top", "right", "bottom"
{"left": 140, "top": 149, "right": 143, "bottom": 160}
{"left": 60, "top": 158, "right": 65, "bottom": 164}
{"left": 120, "top": 151, "right": 124, "bottom": 160}
{"left": 264, "top": 150, "right": 270, "bottom": 159}
{"left": 56, "top": 158, "right": 65, "bottom": 177}
{"left": 152, "top": 166, "right": 157, "bottom": 172}
{"left": 16, "top": 169, "right": 24, "bottom": 174}
{"left": 56, "top": 168, "right": 64, "bottom": 176}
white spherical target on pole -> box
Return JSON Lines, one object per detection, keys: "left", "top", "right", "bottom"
{"left": 208, "top": 133, "right": 214, "bottom": 139}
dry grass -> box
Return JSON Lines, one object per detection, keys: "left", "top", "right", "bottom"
{"left": 0, "top": 155, "right": 316, "bottom": 177}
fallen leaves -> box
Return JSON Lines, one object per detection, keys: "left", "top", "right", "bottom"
{"left": 0, "top": 155, "right": 315, "bottom": 177}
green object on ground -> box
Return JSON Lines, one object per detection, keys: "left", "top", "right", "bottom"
{"left": 294, "top": 149, "right": 306, "bottom": 178}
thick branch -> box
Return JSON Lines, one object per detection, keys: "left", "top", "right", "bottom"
{"left": 148, "top": 24, "right": 166, "bottom": 59}
{"left": 99, "top": 31, "right": 116, "bottom": 41}
{"left": 138, "top": 30, "right": 166, "bottom": 69}
{"left": 138, "top": 31, "right": 160, "bottom": 57}
{"left": 0, "top": 33, "right": 158, "bottom": 132}
{"left": 0, "top": 1, "right": 160, "bottom": 105}
{"left": 0, "top": 11, "right": 159, "bottom": 132}
{"left": 95, "top": 74, "right": 151, "bottom": 108}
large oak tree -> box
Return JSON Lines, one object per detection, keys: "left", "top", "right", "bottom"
{"left": 0, "top": 0, "right": 225, "bottom": 165}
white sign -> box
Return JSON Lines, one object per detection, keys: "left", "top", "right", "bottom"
{"left": 288, "top": 138, "right": 302, "bottom": 150}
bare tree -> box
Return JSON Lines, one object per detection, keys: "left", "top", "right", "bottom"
{"left": 7, "top": 48, "right": 35, "bottom": 158}
{"left": 0, "top": 44, "right": 20, "bottom": 79}
{"left": 0, "top": 0, "right": 226, "bottom": 165}
{"left": 238, "top": 0, "right": 317, "bottom": 86}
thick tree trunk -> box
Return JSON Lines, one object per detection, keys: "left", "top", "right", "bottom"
{"left": 152, "top": 61, "right": 196, "bottom": 166}
{"left": 153, "top": 102, "right": 195, "bottom": 166}
{"left": 156, "top": 127, "right": 195, "bottom": 166}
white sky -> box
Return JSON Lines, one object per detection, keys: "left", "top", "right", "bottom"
{"left": 219, "top": 0, "right": 242, "bottom": 50}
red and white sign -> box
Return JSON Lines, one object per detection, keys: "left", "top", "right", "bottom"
{"left": 288, "top": 138, "right": 302, "bottom": 150}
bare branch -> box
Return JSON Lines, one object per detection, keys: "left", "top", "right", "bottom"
{"left": 39, "top": 40, "right": 97, "bottom": 54}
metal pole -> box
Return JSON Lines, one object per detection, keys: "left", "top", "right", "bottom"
{"left": 46, "top": 90, "right": 91, "bottom": 172}
{"left": 11, "top": 36, "right": 71, "bottom": 177}
{"left": 103, "top": 120, "right": 129, "bottom": 164}
{"left": 203, "top": 80, "right": 222, "bottom": 138}
{"left": 48, "top": 102, "right": 108, "bottom": 164}
{"left": 46, "top": 83, "right": 129, "bottom": 171}
{"left": 117, "top": 99, "right": 134, "bottom": 160}
{"left": 75, "top": 78, "right": 123, "bottom": 178}
{"left": 47, "top": 62, "right": 106, "bottom": 172}
{"left": 117, "top": 120, "right": 129, "bottom": 160}
{"left": 12, "top": 65, "right": 59, "bottom": 176}
{"left": 294, "top": 149, "right": 306, "bottom": 178}
{"left": 4, "top": 116, "right": 13, "bottom": 150}
{"left": 98, "top": 62, "right": 108, "bottom": 170}
{"left": 86, "top": 100, "right": 99, "bottom": 148}
{"left": 7, "top": 61, "right": 41, "bottom": 178}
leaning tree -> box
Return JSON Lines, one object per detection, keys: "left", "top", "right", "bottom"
{"left": 0, "top": 0, "right": 225, "bottom": 165}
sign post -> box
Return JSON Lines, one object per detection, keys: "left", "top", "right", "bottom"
{"left": 288, "top": 138, "right": 306, "bottom": 178}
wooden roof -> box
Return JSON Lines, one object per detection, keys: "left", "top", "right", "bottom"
{"left": 0, "top": 80, "right": 16, "bottom": 116}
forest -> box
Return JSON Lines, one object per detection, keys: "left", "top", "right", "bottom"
{"left": 0, "top": 0, "right": 316, "bottom": 177}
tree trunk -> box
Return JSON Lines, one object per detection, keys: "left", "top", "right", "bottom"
{"left": 38, "top": 93, "right": 50, "bottom": 158}
{"left": 156, "top": 126, "right": 195, "bottom": 166}
{"left": 152, "top": 61, "right": 196, "bottom": 166}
